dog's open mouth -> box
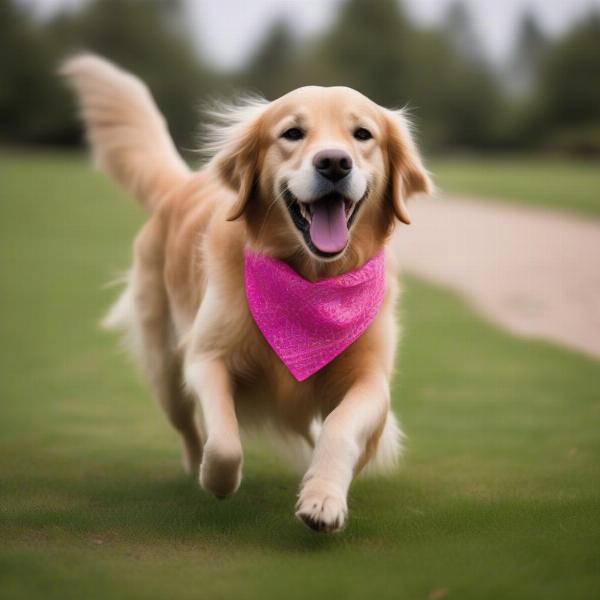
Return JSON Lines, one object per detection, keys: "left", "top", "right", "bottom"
{"left": 283, "top": 188, "right": 362, "bottom": 258}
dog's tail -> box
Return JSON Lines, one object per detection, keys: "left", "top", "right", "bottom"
{"left": 60, "top": 54, "right": 191, "bottom": 213}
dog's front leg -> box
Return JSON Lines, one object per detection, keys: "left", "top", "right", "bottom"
{"left": 296, "top": 368, "right": 390, "bottom": 532}
{"left": 184, "top": 355, "right": 242, "bottom": 498}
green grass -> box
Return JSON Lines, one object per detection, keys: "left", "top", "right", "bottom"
{"left": 1, "top": 150, "right": 600, "bottom": 599}
{"left": 430, "top": 156, "right": 600, "bottom": 216}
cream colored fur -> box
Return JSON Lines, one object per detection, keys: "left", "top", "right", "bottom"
{"left": 60, "top": 55, "right": 190, "bottom": 211}
{"left": 62, "top": 54, "right": 432, "bottom": 533}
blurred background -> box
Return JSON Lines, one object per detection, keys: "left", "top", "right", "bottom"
{"left": 2, "top": 0, "right": 600, "bottom": 156}
{"left": 2, "top": 1, "right": 600, "bottom": 598}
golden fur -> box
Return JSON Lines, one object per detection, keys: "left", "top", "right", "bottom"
{"left": 62, "top": 54, "right": 432, "bottom": 532}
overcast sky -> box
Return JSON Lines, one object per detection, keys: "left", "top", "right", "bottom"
{"left": 18, "top": 0, "right": 600, "bottom": 69}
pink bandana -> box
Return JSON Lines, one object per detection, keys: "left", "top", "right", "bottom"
{"left": 244, "top": 249, "right": 386, "bottom": 381}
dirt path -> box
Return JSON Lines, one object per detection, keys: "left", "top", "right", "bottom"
{"left": 395, "top": 196, "right": 600, "bottom": 360}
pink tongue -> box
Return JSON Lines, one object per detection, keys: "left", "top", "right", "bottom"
{"left": 309, "top": 198, "right": 348, "bottom": 254}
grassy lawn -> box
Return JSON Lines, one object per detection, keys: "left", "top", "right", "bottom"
{"left": 1, "top": 150, "right": 599, "bottom": 599}
{"left": 430, "top": 156, "right": 600, "bottom": 216}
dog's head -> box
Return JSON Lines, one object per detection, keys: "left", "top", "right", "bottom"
{"left": 208, "top": 86, "right": 432, "bottom": 263}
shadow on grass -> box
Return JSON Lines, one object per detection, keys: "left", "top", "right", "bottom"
{"left": 3, "top": 461, "right": 364, "bottom": 553}
{"left": 6, "top": 455, "right": 598, "bottom": 560}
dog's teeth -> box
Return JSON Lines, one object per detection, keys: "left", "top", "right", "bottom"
{"left": 299, "top": 203, "right": 311, "bottom": 222}
{"left": 346, "top": 202, "right": 356, "bottom": 221}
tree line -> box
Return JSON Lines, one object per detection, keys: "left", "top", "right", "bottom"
{"left": 1, "top": 0, "right": 599, "bottom": 155}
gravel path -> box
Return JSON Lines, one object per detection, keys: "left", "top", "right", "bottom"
{"left": 396, "top": 196, "right": 600, "bottom": 360}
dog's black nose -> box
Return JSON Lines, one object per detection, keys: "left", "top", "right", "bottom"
{"left": 313, "top": 149, "right": 353, "bottom": 182}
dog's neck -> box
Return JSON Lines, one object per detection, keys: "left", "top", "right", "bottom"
{"left": 242, "top": 201, "right": 394, "bottom": 282}
{"left": 247, "top": 241, "right": 386, "bottom": 282}
{"left": 285, "top": 251, "right": 373, "bottom": 281}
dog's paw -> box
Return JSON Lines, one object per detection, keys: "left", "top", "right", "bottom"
{"left": 295, "top": 479, "right": 348, "bottom": 533}
{"left": 199, "top": 438, "right": 242, "bottom": 499}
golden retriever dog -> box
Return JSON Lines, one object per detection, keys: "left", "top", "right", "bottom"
{"left": 61, "top": 54, "right": 432, "bottom": 532}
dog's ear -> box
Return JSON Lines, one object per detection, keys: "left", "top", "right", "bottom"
{"left": 208, "top": 98, "right": 268, "bottom": 221}
{"left": 384, "top": 109, "right": 433, "bottom": 225}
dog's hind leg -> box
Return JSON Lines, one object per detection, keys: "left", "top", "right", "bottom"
{"left": 131, "top": 222, "right": 203, "bottom": 476}
{"left": 147, "top": 347, "right": 203, "bottom": 476}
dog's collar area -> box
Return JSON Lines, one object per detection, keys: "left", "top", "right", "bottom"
{"left": 244, "top": 248, "right": 386, "bottom": 381}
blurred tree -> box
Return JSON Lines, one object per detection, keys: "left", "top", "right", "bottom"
{"left": 0, "top": 0, "right": 70, "bottom": 143}
{"left": 0, "top": 0, "right": 222, "bottom": 149}
{"left": 311, "top": 0, "right": 414, "bottom": 108}
{"left": 4, "top": 0, "right": 596, "bottom": 154}
{"left": 302, "top": 0, "right": 504, "bottom": 150}
{"left": 508, "top": 11, "right": 549, "bottom": 98}
{"left": 435, "top": 3, "right": 504, "bottom": 149}
{"left": 240, "top": 21, "right": 300, "bottom": 100}
{"left": 499, "top": 12, "right": 550, "bottom": 150}
{"left": 534, "top": 13, "right": 600, "bottom": 153}
{"left": 444, "top": 0, "right": 483, "bottom": 64}
{"left": 46, "top": 0, "right": 220, "bottom": 149}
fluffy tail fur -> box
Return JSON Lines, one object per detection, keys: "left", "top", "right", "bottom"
{"left": 60, "top": 54, "right": 190, "bottom": 212}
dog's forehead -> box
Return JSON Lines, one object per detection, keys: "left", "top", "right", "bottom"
{"left": 268, "top": 86, "right": 380, "bottom": 122}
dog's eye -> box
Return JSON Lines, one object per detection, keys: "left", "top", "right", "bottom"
{"left": 354, "top": 127, "right": 373, "bottom": 141}
{"left": 281, "top": 127, "right": 305, "bottom": 141}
